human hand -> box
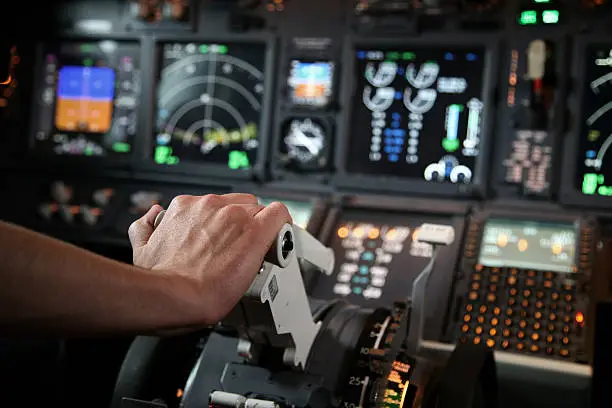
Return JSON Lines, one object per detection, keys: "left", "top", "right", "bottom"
{"left": 128, "top": 193, "right": 292, "bottom": 325}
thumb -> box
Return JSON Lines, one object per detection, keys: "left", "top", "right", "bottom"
{"left": 128, "top": 204, "right": 164, "bottom": 248}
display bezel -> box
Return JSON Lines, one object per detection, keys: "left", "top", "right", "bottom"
{"left": 27, "top": 33, "right": 146, "bottom": 170}
{"left": 560, "top": 34, "right": 612, "bottom": 209}
{"left": 333, "top": 35, "right": 499, "bottom": 197}
{"left": 134, "top": 33, "right": 277, "bottom": 182}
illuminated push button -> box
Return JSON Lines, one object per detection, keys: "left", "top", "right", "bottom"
{"left": 473, "top": 337, "right": 481, "bottom": 345}
{"left": 489, "top": 328, "right": 497, "bottom": 336}
{"left": 502, "top": 328, "right": 511, "bottom": 337}
{"left": 562, "top": 325, "right": 570, "bottom": 334}
{"left": 560, "top": 349, "right": 570, "bottom": 357}
{"left": 506, "top": 308, "right": 514, "bottom": 317}
{"left": 472, "top": 282, "right": 481, "bottom": 290}
{"left": 370, "top": 266, "right": 388, "bottom": 277}
{"left": 477, "top": 316, "right": 485, "bottom": 324}
{"left": 507, "top": 276, "right": 517, "bottom": 285}
{"left": 562, "top": 337, "right": 570, "bottom": 345}
{"left": 535, "top": 301, "right": 544, "bottom": 309}
{"left": 361, "top": 251, "right": 375, "bottom": 261}
{"left": 508, "top": 298, "right": 516, "bottom": 306}
{"left": 464, "top": 314, "right": 472, "bottom": 323}
{"left": 493, "top": 307, "right": 501, "bottom": 316}
{"left": 475, "top": 264, "right": 484, "bottom": 272}
{"left": 501, "top": 340, "right": 510, "bottom": 349}
{"left": 517, "top": 331, "right": 525, "bottom": 339}
{"left": 544, "top": 272, "right": 553, "bottom": 280}
{"left": 546, "top": 335, "right": 554, "bottom": 344}
{"left": 519, "top": 320, "right": 527, "bottom": 329}
{"left": 521, "top": 299, "right": 529, "bottom": 308}
{"left": 479, "top": 305, "right": 487, "bottom": 314}
{"left": 486, "top": 338, "right": 495, "bottom": 348}
{"left": 81, "top": 206, "right": 102, "bottom": 226}
{"left": 363, "top": 287, "right": 382, "bottom": 299}
{"left": 531, "top": 345, "right": 539, "bottom": 353}
{"left": 544, "top": 281, "right": 554, "bottom": 289}
{"left": 472, "top": 273, "right": 481, "bottom": 281}
{"left": 59, "top": 205, "right": 78, "bottom": 223}
{"left": 549, "top": 313, "right": 557, "bottom": 321}
{"left": 510, "top": 288, "right": 518, "bottom": 296}
{"left": 536, "top": 291, "right": 544, "bottom": 299}
{"left": 371, "top": 277, "right": 386, "bottom": 287}
{"left": 523, "top": 289, "right": 531, "bottom": 297}
{"left": 575, "top": 312, "right": 585, "bottom": 327}
{"left": 526, "top": 279, "right": 536, "bottom": 287}
{"left": 533, "top": 322, "right": 541, "bottom": 330}
{"left": 469, "top": 292, "right": 479, "bottom": 301}
{"left": 504, "top": 319, "right": 512, "bottom": 327}
{"left": 565, "top": 294, "right": 573, "bottom": 302}
{"left": 490, "top": 275, "right": 500, "bottom": 283}
{"left": 341, "top": 263, "right": 359, "bottom": 274}
{"left": 475, "top": 326, "right": 483, "bottom": 335}
{"left": 489, "top": 284, "right": 498, "bottom": 292}
{"left": 487, "top": 293, "right": 496, "bottom": 303}
{"left": 548, "top": 323, "right": 556, "bottom": 332}
{"left": 51, "top": 181, "right": 73, "bottom": 204}
{"left": 528, "top": 270, "right": 536, "bottom": 278}
{"left": 92, "top": 188, "right": 114, "bottom": 207}
{"left": 466, "top": 304, "right": 473, "bottom": 312}
{"left": 531, "top": 333, "right": 540, "bottom": 341}
{"left": 491, "top": 317, "right": 499, "bottom": 326}
{"left": 552, "top": 292, "right": 560, "bottom": 301}
{"left": 510, "top": 268, "right": 518, "bottom": 276}
{"left": 462, "top": 324, "right": 470, "bottom": 333}
{"left": 333, "top": 283, "right": 351, "bottom": 296}
{"left": 516, "top": 343, "right": 525, "bottom": 351}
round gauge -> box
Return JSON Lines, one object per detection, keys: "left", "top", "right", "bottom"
{"left": 280, "top": 118, "right": 329, "bottom": 171}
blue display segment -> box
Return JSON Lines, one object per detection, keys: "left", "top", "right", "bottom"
{"left": 57, "top": 66, "right": 115, "bottom": 100}
{"left": 293, "top": 62, "right": 331, "bottom": 81}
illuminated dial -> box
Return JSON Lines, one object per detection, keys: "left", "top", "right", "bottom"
{"left": 280, "top": 118, "right": 329, "bottom": 171}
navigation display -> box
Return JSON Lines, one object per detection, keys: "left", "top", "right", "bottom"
{"left": 257, "top": 197, "right": 313, "bottom": 229}
{"left": 576, "top": 44, "right": 612, "bottom": 197}
{"left": 154, "top": 43, "right": 266, "bottom": 169}
{"left": 478, "top": 219, "right": 577, "bottom": 273}
{"left": 32, "top": 41, "right": 140, "bottom": 157}
{"left": 346, "top": 46, "right": 486, "bottom": 184}
{"left": 311, "top": 210, "right": 454, "bottom": 307}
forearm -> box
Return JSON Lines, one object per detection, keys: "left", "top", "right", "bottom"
{"left": 0, "top": 221, "right": 201, "bottom": 337}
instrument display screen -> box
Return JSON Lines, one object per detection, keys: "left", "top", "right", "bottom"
{"left": 287, "top": 60, "right": 334, "bottom": 108}
{"left": 154, "top": 42, "right": 266, "bottom": 169}
{"left": 346, "top": 45, "right": 487, "bottom": 184}
{"left": 32, "top": 41, "right": 141, "bottom": 157}
{"left": 478, "top": 219, "right": 577, "bottom": 273}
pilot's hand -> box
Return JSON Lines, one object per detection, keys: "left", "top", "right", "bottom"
{"left": 128, "top": 193, "right": 292, "bottom": 325}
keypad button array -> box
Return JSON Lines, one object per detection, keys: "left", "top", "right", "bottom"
{"left": 456, "top": 265, "right": 587, "bottom": 362}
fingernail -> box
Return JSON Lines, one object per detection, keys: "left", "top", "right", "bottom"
{"left": 154, "top": 210, "right": 166, "bottom": 229}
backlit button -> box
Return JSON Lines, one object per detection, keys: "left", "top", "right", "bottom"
{"left": 523, "top": 289, "right": 531, "bottom": 297}
{"left": 507, "top": 276, "right": 517, "bottom": 285}
{"left": 466, "top": 304, "right": 473, "bottom": 312}
{"left": 536, "top": 301, "right": 544, "bottom": 309}
{"left": 510, "top": 268, "right": 518, "bottom": 275}
{"left": 489, "top": 284, "right": 497, "bottom": 292}
{"left": 491, "top": 317, "right": 499, "bottom": 326}
{"left": 520, "top": 310, "right": 528, "bottom": 318}
{"left": 490, "top": 275, "right": 500, "bottom": 283}
{"left": 565, "top": 294, "right": 573, "bottom": 302}
{"left": 535, "top": 311, "right": 543, "bottom": 319}
{"left": 546, "top": 335, "right": 554, "bottom": 343}
{"left": 502, "top": 340, "right": 510, "bottom": 349}
{"left": 528, "top": 270, "right": 536, "bottom": 277}
{"left": 565, "top": 305, "right": 573, "bottom": 313}
{"left": 544, "top": 281, "right": 553, "bottom": 289}
{"left": 563, "top": 326, "right": 570, "bottom": 334}
{"left": 551, "top": 303, "right": 558, "bottom": 310}
{"left": 503, "top": 328, "right": 511, "bottom": 337}
{"left": 560, "top": 349, "right": 570, "bottom": 357}
{"left": 475, "top": 264, "right": 484, "bottom": 272}
{"left": 473, "top": 273, "right": 481, "bottom": 281}
{"left": 506, "top": 309, "right": 514, "bottom": 317}
{"left": 532, "top": 333, "right": 540, "bottom": 341}
{"left": 518, "top": 331, "right": 525, "bottom": 339}
{"left": 477, "top": 316, "right": 485, "bottom": 324}
{"left": 521, "top": 299, "right": 529, "bottom": 308}
{"left": 489, "top": 328, "right": 497, "bottom": 336}
{"left": 492, "top": 267, "right": 500, "bottom": 273}
{"left": 563, "top": 283, "right": 574, "bottom": 291}
{"left": 517, "top": 343, "right": 525, "bottom": 351}
{"left": 548, "top": 323, "right": 555, "bottom": 332}
{"left": 563, "top": 315, "right": 571, "bottom": 323}
{"left": 510, "top": 288, "right": 518, "bottom": 296}
{"left": 537, "top": 291, "right": 544, "bottom": 299}
{"left": 487, "top": 294, "right": 496, "bottom": 302}
{"left": 472, "top": 282, "right": 481, "bottom": 290}
{"left": 474, "top": 337, "right": 481, "bottom": 345}
{"left": 519, "top": 320, "right": 527, "bottom": 329}
{"left": 462, "top": 324, "right": 470, "bottom": 333}
{"left": 469, "top": 292, "right": 478, "bottom": 300}
{"left": 534, "top": 322, "right": 541, "bottom": 330}
{"left": 479, "top": 305, "right": 487, "bottom": 314}
{"left": 544, "top": 272, "right": 553, "bottom": 279}
{"left": 508, "top": 298, "right": 516, "bottom": 306}
{"left": 493, "top": 307, "right": 501, "bottom": 316}
{"left": 531, "top": 345, "right": 539, "bottom": 353}
{"left": 504, "top": 319, "right": 512, "bottom": 327}
{"left": 464, "top": 314, "right": 471, "bottom": 323}
{"left": 549, "top": 313, "right": 557, "bottom": 321}
{"left": 526, "top": 279, "right": 536, "bottom": 287}
{"left": 546, "top": 347, "right": 554, "bottom": 355}
{"left": 562, "top": 337, "right": 570, "bottom": 345}
{"left": 475, "top": 326, "right": 483, "bottom": 335}
{"left": 486, "top": 339, "right": 495, "bottom": 348}
{"left": 552, "top": 293, "right": 559, "bottom": 301}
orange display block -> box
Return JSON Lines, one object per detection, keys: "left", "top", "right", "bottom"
{"left": 55, "top": 98, "right": 114, "bottom": 133}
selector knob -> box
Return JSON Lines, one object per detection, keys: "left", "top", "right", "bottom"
{"left": 51, "top": 181, "right": 73, "bottom": 204}
{"left": 81, "top": 206, "right": 102, "bottom": 226}
{"left": 38, "top": 203, "right": 57, "bottom": 220}
{"left": 59, "top": 205, "right": 76, "bottom": 223}
{"left": 93, "top": 188, "right": 114, "bottom": 207}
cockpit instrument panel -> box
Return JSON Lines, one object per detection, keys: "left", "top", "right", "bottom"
{"left": 346, "top": 45, "right": 487, "bottom": 186}
{"left": 311, "top": 209, "right": 458, "bottom": 310}
{"left": 154, "top": 42, "right": 266, "bottom": 170}
{"left": 575, "top": 43, "right": 612, "bottom": 198}
{"left": 31, "top": 41, "right": 141, "bottom": 158}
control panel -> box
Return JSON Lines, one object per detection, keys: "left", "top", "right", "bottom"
{"left": 446, "top": 210, "right": 595, "bottom": 363}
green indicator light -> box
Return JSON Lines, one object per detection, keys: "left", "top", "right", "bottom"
{"left": 542, "top": 10, "right": 559, "bottom": 24}
{"left": 534, "top": 0, "right": 550, "bottom": 3}
{"left": 199, "top": 44, "right": 209, "bottom": 54}
{"left": 386, "top": 52, "right": 400, "bottom": 61}
{"left": 154, "top": 146, "right": 172, "bottom": 164}
{"left": 402, "top": 52, "right": 415, "bottom": 60}
{"left": 582, "top": 173, "right": 599, "bottom": 195}
{"left": 218, "top": 45, "right": 228, "bottom": 54}
{"left": 83, "top": 58, "right": 94, "bottom": 67}
{"left": 519, "top": 10, "right": 538, "bottom": 25}
{"left": 112, "top": 142, "right": 131, "bottom": 153}
{"left": 167, "top": 156, "right": 179, "bottom": 165}
{"left": 598, "top": 185, "right": 612, "bottom": 196}
{"left": 228, "top": 151, "right": 250, "bottom": 170}
{"left": 80, "top": 44, "right": 95, "bottom": 53}
{"left": 84, "top": 147, "right": 93, "bottom": 156}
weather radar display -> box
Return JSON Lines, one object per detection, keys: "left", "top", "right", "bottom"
{"left": 154, "top": 43, "right": 266, "bottom": 170}
{"left": 577, "top": 44, "right": 612, "bottom": 197}
{"left": 347, "top": 46, "right": 486, "bottom": 184}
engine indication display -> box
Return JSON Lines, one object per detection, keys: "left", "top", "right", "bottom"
{"left": 311, "top": 211, "right": 453, "bottom": 307}
{"left": 32, "top": 41, "right": 141, "bottom": 157}
{"left": 287, "top": 60, "right": 334, "bottom": 108}
{"left": 576, "top": 44, "right": 612, "bottom": 197}
{"left": 346, "top": 46, "right": 486, "bottom": 184}
{"left": 154, "top": 43, "right": 266, "bottom": 169}
{"left": 478, "top": 219, "right": 577, "bottom": 273}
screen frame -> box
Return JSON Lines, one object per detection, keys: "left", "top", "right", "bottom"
{"left": 333, "top": 34, "right": 500, "bottom": 197}
{"left": 560, "top": 34, "right": 612, "bottom": 209}
{"left": 134, "top": 33, "right": 277, "bottom": 182}
{"left": 27, "top": 33, "right": 146, "bottom": 170}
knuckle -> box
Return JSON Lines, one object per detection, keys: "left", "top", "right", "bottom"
{"left": 200, "top": 194, "right": 223, "bottom": 209}
{"left": 216, "top": 205, "right": 247, "bottom": 224}
{"left": 169, "top": 194, "right": 193, "bottom": 211}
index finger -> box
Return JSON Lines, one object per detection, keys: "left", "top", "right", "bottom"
{"left": 250, "top": 202, "right": 293, "bottom": 254}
